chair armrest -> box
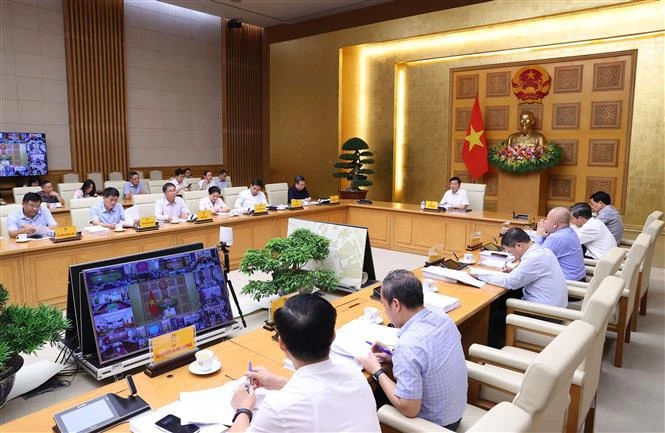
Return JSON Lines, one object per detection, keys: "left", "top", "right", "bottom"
{"left": 468, "top": 344, "right": 531, "bottom": 371}
{"left": 567, "top": 285, "right": 587, "bottom": 299}
{"left": 466, "top": 361, "right": 522, "bottom": 395}
{"left": 567, "top": 280, "right": 588, "bottom": 288}
{"left": 572, "top": 369, "right": 586, "bottom": 387}
{"left": 619, "top": 239, "right": 633, "bottom": 247}
{"left": 506, "top": 313, "right": 570, "bottom": 336}
{"left": 378, "top": 405, "right": 450, "bottom": 432}
{"left": 506, "top": 298, "right": 581, "bottom": 322}
{"left": 467, "top": 402, "right": 532, "bottom": 433}
{"left": 584, "top": 258, "right": 599, "bottom": 267}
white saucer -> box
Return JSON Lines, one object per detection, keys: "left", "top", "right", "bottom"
{"left": 15, "top": 238, "right": 30, "bottom": 243}
{"left": 169, "top": 219, "right": 181, "bottom": 224}
{"left": 188, "top": 358, "right": 221, "bottom": 375}
{"left": 114, "top": 228, "right": 125, "bottom": 232}
{"left": 459, "top": 259, "right": 475, "bottom": 265}
{"left": 358, "top": 315, "right": 383, "bottom": 324}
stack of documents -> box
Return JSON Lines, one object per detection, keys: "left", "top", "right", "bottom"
{"left": 423, "top": 291, "right": 461, "bottom": 314}
{"left": 422, "top": 266, "right": 486, "bottom": 288}
{"left": 330, "top": 319, "right": 399, "bottom": 361}
{"left": 83, "top": 226, "right": 109, "bottom": 233}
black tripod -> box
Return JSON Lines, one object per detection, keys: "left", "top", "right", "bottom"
{"left": 218, "top": 242, "right": 247, "bottom": 327}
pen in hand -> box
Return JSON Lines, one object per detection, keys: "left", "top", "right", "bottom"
{"left": 245, "top": 361, "right": 253, "bottom": 391}
{"left": 366, "top": 341, "right": 392, "bottom": 356}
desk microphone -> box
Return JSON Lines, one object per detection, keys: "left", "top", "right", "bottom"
{"left": 126, "top": 375, "right": 137, "bottom": 397}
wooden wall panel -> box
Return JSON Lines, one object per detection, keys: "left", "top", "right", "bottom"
{"left": 223, "top": 21, "right": 264, "bottom": 187}
{"left": 63, "top": 0, "right": 128, "bottom": 181}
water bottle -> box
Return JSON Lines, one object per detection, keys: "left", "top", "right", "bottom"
{"left": 420, "top": 200, "right": 425, "bottom": 210}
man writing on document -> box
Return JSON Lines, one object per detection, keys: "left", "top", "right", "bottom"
{"left": 228, "top": 294, "right": 380, "bottom": 433}
{"left": 439, "top": 176, "right": 468, "bottom": 210}
{"left": 356, "top": 270, "right": 467, "bottom": 431}
{"left": 534, "top": 207, "right": 586, "bottom": 282}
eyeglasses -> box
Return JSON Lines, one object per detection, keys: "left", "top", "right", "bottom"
{"left": 24, "top": 203, "right": 41, "bottom": 209}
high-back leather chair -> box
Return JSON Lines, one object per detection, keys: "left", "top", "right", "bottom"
{"left": 12, "top": 186, "right": 41, "bottom": 204}
{"left": 108, "top": 171, "right": 123, "bottom": 181}
{"left": 222, "top": 186, "right": 248, "bottom": 210}
{"left": 265, "top": 183, "right": 288, "bottom": 206}
{"left": 149, "top": 170, "right": 163, "bottom": 180}
{"left": 69, "top": 197, "right": 103, "bottom": 230}
{"left": 183, "top": 190, "right": 207, "bottom": 214}
{"left": 464, "top": 183, "right": 486, "bottom": 212}
{"left": 0, "top": 204, "right": 21, "bottom": 238}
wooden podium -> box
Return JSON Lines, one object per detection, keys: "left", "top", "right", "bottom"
{"left": 497, "top": 170, "right": 548, "bottom": 217}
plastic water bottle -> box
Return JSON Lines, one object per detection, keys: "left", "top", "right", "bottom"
{"left": 420, "top": 200, "right": 425, "bottom": 210}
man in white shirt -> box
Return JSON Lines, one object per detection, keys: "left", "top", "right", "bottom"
{"left": 154, "top": 182, "right": 190, "bottom": 222}
{"left": 229, "top": 294, "right": 380, "bottom": 433}
{"left": 570, "top": 202, "right": 616, "bottom": 259}
{"left": 235, "top": 179, "right": 268, "bottom": 210}
{"left": 439, "top": 176, "right": 469, "bottom": 210}
{"left": 170, "top": 168, "right": 190, "bottom": 195}
{"left": 199, "top": 186, "right": 228, "bottom": 214}
{"left": 198, "top": 169, "right": 216, "bottom": 191}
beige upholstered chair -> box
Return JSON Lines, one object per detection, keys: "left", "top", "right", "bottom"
{"left": 265, "top": 182, "right": 288, "bottom": 206}
{"left": 103, "top": 181, "right": 126, "bottom": 193}
{"left": 86, "top": 172, "right": 104, "bottom": 189}
{"left": 58, "top": 182, "right": 83, "bottom": 205}
{"left": 69, "top": 197, "right": 103, "bottom": 230}
{"left": 620, "top": 210, "right": 662, "bottom": 247}
{"left": 472, "top": 276, "right": 624, "bottom": 433}
{"left": 131, "top": 193, "right": 163, "bottom": 218}
{"left": 108, "top": 171, "right": 123, "bottom": 181}
{"left": 222, "top": 186, "right": 248, "bottom": 210}
{"left": 12, "top": 186, "right": 41, "bottom": 204}
{"left": 136, "top": 171, "right": 144, "bottom": 179}
{"left": 183, "top": 190, "right": 207, "bottom": 214}
{"left": 378, "top": 401, "right": 532, "bottom": 433}
{"left": 149, "top": 170, "right": 163, "bottom": 180}
{"left": 148, "top": 180, "right": 170, "bottom": 194}
{"left": 632, "top": 219, "right": 664, "bottom": 327}
{"left": 224, "top": 176, "right": 232, "bottom": 187}
{"left": 62, "top": 173, "right": 80, "bottom": 183}
{"left": 0, "top": 204, "right": 21, "bottom": 238}
{"left": 464, "top": 183, "right": 486, "bottom": 212}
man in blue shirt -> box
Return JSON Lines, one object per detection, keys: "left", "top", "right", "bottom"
{"left": 356, "top": 270, "right": 467, "bottom": 430}
{"left": 589, "top": 191, "right": 623, "bottom": 244}
{"left": 90, "top": 187, "right": 125, "bottom": 228}
{"left": 535, "top": 207, "right": 586, "bottom": 281}
{"left": 123, "top": 171, "right": 146, "bottom": 199}
{"left": 7, "top": 192, "right": 57, "bottom": 238}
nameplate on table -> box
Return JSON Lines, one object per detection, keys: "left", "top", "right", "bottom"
{"left": 149, "top": 325, "right": 196, "bottom": 367}
{"left": 424, "top": 200, "right": 439, "bottom": 211}
{"left": 52, "top": 226, "right": 81, "bottom": 243}
{"left": 195, "top": 210, "right": 212, "bottom": 223}
{"left": 137, "top": 216, "right": 158, "bottom": 231}
{"left": 329, "top": 195, "right": 340, "bottom": 204}
{"left": 289, "top": 199, "right": 303, "bottom": 210}
{"left": 253, "top": 203, "right": 268, "bottom": 215}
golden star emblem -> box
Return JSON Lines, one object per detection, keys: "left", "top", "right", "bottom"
{"left": 465, "top": 126, "right": 485, "bottom": 151}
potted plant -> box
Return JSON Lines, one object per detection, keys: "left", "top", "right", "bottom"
{"left": 333, "top": 137, "right": 375, "bottom": 200}
{"left": 0, "top": 284, "right": 69, "bottom": 407}
{"left": 239, "top": 228, "right": 340, "bottom": 301}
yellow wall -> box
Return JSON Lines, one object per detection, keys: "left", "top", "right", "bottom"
{"left": 269, "top": 0, "right": 664, "bottom": 227}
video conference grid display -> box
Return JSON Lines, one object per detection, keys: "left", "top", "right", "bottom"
{"left": 0, "top": 132, "right": 47, "bottom": 176}
{"left": 83, "top": 248, "right": 233, "bottom": 364}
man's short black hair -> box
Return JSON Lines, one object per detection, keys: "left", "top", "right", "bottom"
{"left": 381, "top": 269, "right": 424, "bottom": 309}
{"left": 294, "top": 175, "right": 305, "bottom": 184}
{"left": 274, "top": 294, "right": 336, "bottom": 362}
{"left": 208, "top": 185, "right": 221, "bottom": 195}
{"left": 128, "top": 171, "right": 139, "bottom": 178}
{"left": 103, "top": 187, "right": 120, "bottom": 198}
{"left": 175, "top": 168, "right": 185, "bottom": 176}
{"left": 162, "top": 182, "right": 175, "bottom": 193}
{"left": 589, "top": 191, "right": 611, "bottom": 205}
{"left": 203, "top": 169, "right": 212, "bottom": 176}
{"left": 219, "top": 169, "right": 228, "bottom": 175}
{"left": 501, "top": 227, "right": 531, "bottom": 247}
{"left": 570, "top": 202, "right": 593, "bottom": 220}
{"left": 449, "top": 176, "right": 462, "bottom": 185}
{"left": 23, "top": 192, "right": 42, "bottom": 203}
{"left": 39, "top": 179, "right": 52, "bottom": 187}
{"left": 250, "top": 178, "right": 264, "bottom": 187}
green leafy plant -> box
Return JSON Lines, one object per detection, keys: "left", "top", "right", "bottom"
{"left": 239, "top": 228, "right": 340, "bottom": 301}
{"left": 0, "top": 284, "right": 69, "bottom": 368}
{"left": 333, "top": 137, "right": 375, "bottom": 191}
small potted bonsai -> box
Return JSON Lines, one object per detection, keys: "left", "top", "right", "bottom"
{"left": 333, "top": 137, "right": 375, "bottom": 200}
{"left": 0, "top": 284, "right": 69, "bottom": 407}
{"left": 239, "top": 228, "right": 340, "bottom": 301}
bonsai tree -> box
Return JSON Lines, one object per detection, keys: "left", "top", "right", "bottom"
{"left": 239, "top": 228, "right": 340, "bottom": 301}
{"left": 0, "top": 284, "right": 69, "bottom": 406}
{"left": 333, "top": 137, "right": 375, "bottom": 191}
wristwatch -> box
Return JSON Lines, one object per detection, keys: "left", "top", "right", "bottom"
{"left": 232, "top": 408, "right": 253, "bottom": 423}
{"left": 372, "top": 368, "right": 385, "bottom": 382}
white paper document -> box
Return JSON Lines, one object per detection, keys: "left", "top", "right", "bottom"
{"left": 422, "top": 266, "right": 486, "bottom": 288}
{"left": 330, "top": 319, "right": 399, "bottom": 360}
{"left": 468, "top": 266, "right": 507, "bottom": 277}
{"left": 423, "top": 291, "right": 461, "bottom": 314}
{"left": 83, "top": 225, "right": 110, "bottom": 233}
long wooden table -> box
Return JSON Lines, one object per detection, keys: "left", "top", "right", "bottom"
{"left": 1, "top": 269, "right": 503, "bottom": 433}
{"left": 0, "top": 201, "right": 527, "bottom": 308}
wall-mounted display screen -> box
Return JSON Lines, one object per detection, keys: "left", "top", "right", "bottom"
{"left": 0, "top": 132, "right": 47, "bottom": 176}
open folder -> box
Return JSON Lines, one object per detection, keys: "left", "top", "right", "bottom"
{"left": 422, "top": 266, "right": 485, "bottom": 288}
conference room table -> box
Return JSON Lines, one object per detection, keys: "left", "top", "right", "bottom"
{"left": 0, "top": 200, "right": 529, "bottom": 308}
{"left": 1, "top": 266, "right": 504, "bottom": 433}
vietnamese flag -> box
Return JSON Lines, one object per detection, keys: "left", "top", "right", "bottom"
{"left": 148, "top": 289, "right": 158, "bottom": 316}
{"left": 462, "top": 95, "right": 489, "bottom": 179}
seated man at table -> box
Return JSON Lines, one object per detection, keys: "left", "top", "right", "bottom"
{"left": 474, "top": 227, "right": 567, "bottom": 347}
{"left": 216, "top": 169, "right": 231, "bottom": 189}
{"left": 235, "top": 179, "right": 268, "bottom": 210}
{"left": 170, "top": 168, "right": 190, "bottom": 195}
{"left": 38, "top": 179, "right": 64, "bottom": 206}
{"left": 355, "top": 270, "right": 467, "bottom": 431}
{"left": 287, "top": 175, "right": 311, "bottom": 204}
{"left": 123, "top": 171, "right": 146, "bottom": 199}
{"left": 230, "top": 294, "right": 380, "bottom": 433}
{"left": 155, "top": 182, "right": 190, "bottom": 222}
{"left": 535, "top": 207, "right": 586, "bottom": 282}
{"left": 570, "top": 202, "right": 616, "bottom": 259}
{"left": 589, "top": 191, "right": 624, "bottom": 244}
{"left": 90, "top": 187, "right": 125, "bottom": 229}
{"left": 7, "top": 192, "right": 57, "bottom": 238}
{"left": 438, "top": 176, "right": 468, "bottom": 210}
{"left": 199, "top": 185, "right": 229, "bottom": 214}
{"left": 198, "top": 169, "right": 216, "bottom": 191}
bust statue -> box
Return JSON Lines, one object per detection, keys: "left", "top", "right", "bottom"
{"left": 507, "top": 111, "right": 546, "bottom": 147}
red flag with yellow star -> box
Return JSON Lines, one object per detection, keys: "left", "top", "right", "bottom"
{"left": 462, "top": 95, "right": 489, "bottom": 179}
{"left": 148, "top": 289, "right": 158, "bottom": 316}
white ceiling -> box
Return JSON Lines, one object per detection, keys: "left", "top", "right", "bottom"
{"left": 159, "top": 0, "right": 394, "bottom": 28}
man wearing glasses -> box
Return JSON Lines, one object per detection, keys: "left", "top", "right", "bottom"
{"left": 7, "top": 192, "right": 57, "bottom": 238}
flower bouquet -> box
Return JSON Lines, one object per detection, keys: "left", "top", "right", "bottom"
{"left": 489, "top": 141, "right": 562, "bottom": 174}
